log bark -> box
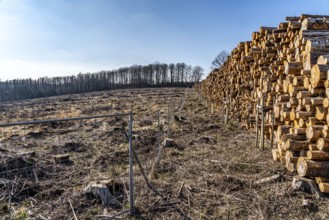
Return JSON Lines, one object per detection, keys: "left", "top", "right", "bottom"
{"left": 254, "top": 174, "right": 281, "bottom": 185}
{"left": 297, "top": 157, "right": 329, "bottom": 177}
{"left": 285, "top": 140, "right": 309, "bottom": 151}
{"left": 307, "top": 150, "right": 329, "bottom": 160}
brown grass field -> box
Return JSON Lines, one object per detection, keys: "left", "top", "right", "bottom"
{"left": 0, "top": 87, "right": 328, "bottom": 219}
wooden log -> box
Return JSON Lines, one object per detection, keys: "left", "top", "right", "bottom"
{"left": 316, "top": 177, "right": 329, "bottom": 184}
{"left": 325, "top": 80, "right": 329, "bottom": 88}
{"left": 318, "top": 55, "right": 329, "bottom": 65}
{"left": 297, "top": 157, "right": 329, "bottom": 177}
{"left": 305, "top": 105, "right": 316, "bottom": 113}
{"left": 302, "top": 97, "right": 313, "bottom": 105}
{"left": 286, "top": 150, "right": 299, "bottom": 159}
{"left": 317, "top": 138, "right": 329, "bottom": 151}
{"left": 281, "top": 134, "right": 306, "bottom": 141}
{"left": 293, "top": 128, "right": 307, "bottom": 135}
{"left": 311, "top": 97, "right": 325, "bottom": 105}
{"left": 242, "top": 56, "right": 254, "bottom": 62}
{"left": 299, "top": 118, "right": 306, "bottom": 128}
{"left": 311, "top": 88, "right": 325, "bottom": 96}
{"left": 286, "top": 16, "right": 299, "bottom": 22}
{"left": 306, "top": 125, "right": 323, "bottom": 142}
{"left": 302, "top": 69, "right": 311, "bottom": 76}
{"left": 278, "top": 95, "right": 290, "bottom": 102}
{"left": 304, "top": 77, "right": 310, "bottom": 89}
{"left": 310, "top": 64, "right": 329, "bottom": 88}
{"left": 297, "top": 91, "right": 313, "bottom": 99}
{"left": 323, "top": 98, "right": 329, "bottom": 107}
{"left": 306, "top": 117, "right": 326, "bottom": 126}
{"left": 323, "top": 129, "right": 329, "bottom": 138}
{"left": 307, "top": 150, "right": 329, "bottom": 160}
{"left": 274, "top": 105, "right": 281, "bottom": 118}
{"left": 315, "top": 106, "right": 328, "bottom": 121}
{"left": 277, "top": 141, "right": 284, "bottom": 157}
{"left": 296, "top": 104, "right": 306, "bottom": 112}
{"left": 285, "top": 62, "right": 303, "bottom": 75}
{"left": 304, "top": 52, "right": 329, "bottom": 70}
{"left": 326, "top": 113, "right": 329, "bottom": 125}
{"left": 296, "top": 111, "right": 313, "bottom": 119}
{"left": 299, "top": 30, "right": 329, "bottom": 38}
{"left": 305, "top": 38, "right": 329, "bottom": 54}
{"left": 254, "top": 174, "right": 281, "bottom": 185}
{"left": 300, "top": 14, "right": 329, "bottom": 20}
{"left": 277, "top": 125, "right": 291, "bottom": 138}
{"left": 272, "top": 148, "right": 280, "bottom": 161}
{"left": 289, "top": 97, "right": 299, "bottom": 106}
{"left": 309, "top": 144, "right": 319, "bottom": 151}
{"left": 293, "top": 76, "right": 305, "bottom": 86}
{"left": 286, "top": 162, "right": 295, "bottom": 172}
{"left": 285, "top": 140, "right": 309, "bottom": 151}
{"left": 319, "top": 182, "right": 329, "bottom": 193}
{"left": 290, "top": 111, "right": 296, "bottom": 121}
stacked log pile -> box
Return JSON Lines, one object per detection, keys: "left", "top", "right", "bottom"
{"left": 201, "top": 14, "right": 329, "bottom": 193}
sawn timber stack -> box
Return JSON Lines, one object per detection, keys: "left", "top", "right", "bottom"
{"left": 200, "top": 14, "right": 329, "bottom": 193}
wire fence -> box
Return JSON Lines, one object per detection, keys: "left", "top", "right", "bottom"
{"left": 0, "top": 112, "right": 134, "bottom": 218}
{"left": 0, "top": 89, "right": 190, "bottom": 219}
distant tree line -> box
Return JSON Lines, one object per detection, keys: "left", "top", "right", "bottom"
{"left": 0, "top": 62, "right": 204, "bottom": 102}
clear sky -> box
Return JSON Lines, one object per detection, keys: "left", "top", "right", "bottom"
{"left": 0, "top": 0, "right": 329, "bottom": 80}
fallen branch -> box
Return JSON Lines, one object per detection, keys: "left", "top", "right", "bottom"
{"left": 68, "top": 198, "right": 78, "bottom": 220}
{"left": 95, "top": 210, "right": 130, "bottom": 219}
{"left": 132, "top": 148, "right": 162, "bottom": 196}
{"left": 177, "top": 182, "right": 185, "bottom": 197}
{"left": 205, "top": 159, "right": 267, "bottom": 167}
{"left": 121, "top": 127, "right": 162, "bottom": 196}
{"left": 253, "top": 174, "right": 281, "bottom": 185}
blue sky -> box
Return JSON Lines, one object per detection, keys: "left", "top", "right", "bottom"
{"left": 0, "top": 0, "right": 329, "bottom": 80}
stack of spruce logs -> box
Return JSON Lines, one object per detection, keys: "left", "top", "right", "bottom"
{"left": 201, "top": 14, "right": 329, "bottom": 193}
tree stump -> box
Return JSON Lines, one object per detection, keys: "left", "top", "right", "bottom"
{"left": 163, "top": 138, "right": 174, "bottom": 147}
{"left": 53, "top": 154, "right": 70, "bottom": 164}
{"left": 84, "top": 182, "right": 121, "bottom": 208}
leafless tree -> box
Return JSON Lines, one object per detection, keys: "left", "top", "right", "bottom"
{"left": 192, "top": 66, "right": 204, "bottom": 82}
{"left": 0, "top": 62, "right": 204, "bottom": 102}
{"left": 211, "top": 50, "right": 229, "bottom": 70}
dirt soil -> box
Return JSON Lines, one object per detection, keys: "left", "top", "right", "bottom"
{"left": 0, "top": 87, "right": 329, "bottom": 220}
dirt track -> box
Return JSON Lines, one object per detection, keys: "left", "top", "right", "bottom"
{"left": 0, "top": 87, "right": 328, "bottom": 219}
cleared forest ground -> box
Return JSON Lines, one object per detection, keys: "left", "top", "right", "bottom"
{"left": 0, "top": 87, "right": 328, "bottom": 219}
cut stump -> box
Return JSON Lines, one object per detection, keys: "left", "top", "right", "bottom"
{"left": 84, "top": 182, "right": 121, "bottom": 208}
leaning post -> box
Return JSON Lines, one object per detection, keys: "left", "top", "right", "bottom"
{"left": 128, "top": 111, "right": 135, "bottom": 215}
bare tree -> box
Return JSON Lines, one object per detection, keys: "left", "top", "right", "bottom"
{"left": 0, "top": 62, "right": 203, "bottom": 102}
{"left": 192, "top": 66, "right": 204, "bottom": 82}
{"left": 211, "top": 50, "right": 229, "bottom": 70}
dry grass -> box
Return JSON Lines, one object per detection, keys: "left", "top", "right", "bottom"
{"left": 0, "top": 88, "right": 328, "bottom": 219}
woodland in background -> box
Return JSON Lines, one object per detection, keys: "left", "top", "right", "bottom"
{"left": 0, "top": 62, "right": 203, "bottom": 102}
